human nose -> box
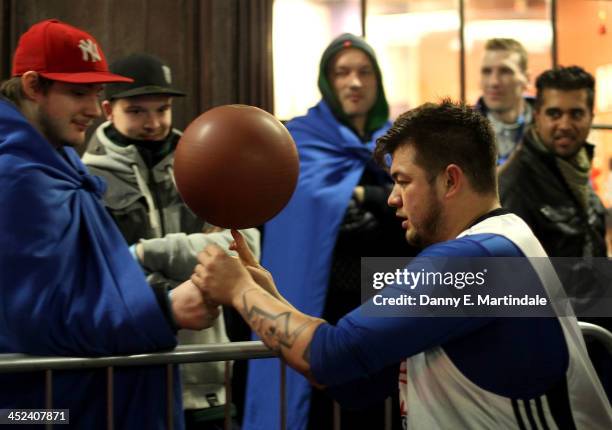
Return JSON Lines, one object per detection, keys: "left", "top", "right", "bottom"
{"left": 387, "top": 184, "right": 401, "bottom": 208}
{"left": 487, "top": 71, "right": 501, "bottom": 86}
{"left": 83, "top": 96, "right": 101, "bottom": 118}
{"left": 348, "top": 71, "right": 362, "bottom": 88}
{"left": 144, "top": 112, "right": 160, "bottom": 129}
{"left": 557, "top": 113, "right": 572, "bottom": 130}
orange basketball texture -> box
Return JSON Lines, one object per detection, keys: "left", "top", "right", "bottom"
{"left": 174, "top": 105, "right": 299, "bottom": 229}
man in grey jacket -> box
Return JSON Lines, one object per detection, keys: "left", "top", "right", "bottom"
{"left": 83, "top": 53, "right": 259, "bottom": 429}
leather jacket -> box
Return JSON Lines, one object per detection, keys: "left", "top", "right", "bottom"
{"left": 499, "top": 130, "right": 606, "bottom": 258}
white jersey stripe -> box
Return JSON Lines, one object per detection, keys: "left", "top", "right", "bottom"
{"left": 527, "top": 398, "right": 542, "bottom": 430}
{"left": 518, "top": 399, "right": 531, "bottom": 429}
{"left": 538, "top": 395, "right": 558, "bottom": 430}
{"left": 512, "top": 398, "right": 528, "bottom": 430}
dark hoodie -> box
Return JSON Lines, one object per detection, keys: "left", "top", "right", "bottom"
{"left": 317, "top": 33, "right": 389, "bottom": 140}
{"left": 317, "top": 35, "right": 416, "bottom": 321}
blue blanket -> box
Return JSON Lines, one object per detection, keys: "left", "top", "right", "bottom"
{"left": 0, "top": 99, "right": 182, "bottom": 429}
{"left": 244, "top": 101, "right": 390, "bottom": 430}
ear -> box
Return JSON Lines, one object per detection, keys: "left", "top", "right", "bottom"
{"left": 442, "top": 164, "right": 463, "bottom": 198}
{"left": 20, "top": 71, "right": 43, "bottom": 101}
{"left": 101, "top": 100, "right": 113, "bottom": 121}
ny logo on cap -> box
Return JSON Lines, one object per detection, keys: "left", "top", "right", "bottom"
{"left": 78, "top": 39, "right": 101, "bottom": 62}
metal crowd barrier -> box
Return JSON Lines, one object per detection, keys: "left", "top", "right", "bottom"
{"left": 0, "top": 341, "right": 276, "bottom": 430}
{"left": 0, "top": 324, "right": 610, "bottom": 430}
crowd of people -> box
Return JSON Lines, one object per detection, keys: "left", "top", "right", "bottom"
{"left": 0, "top": 18, "right": 610, "bottom": 430}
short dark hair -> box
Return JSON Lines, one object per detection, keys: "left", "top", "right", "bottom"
{"left": 374, "top": 99, "right": 497, "bottom": 195}
{"left": 0, "top": 75, "right": 54, "bottom": 108}
{"left": 535, "top": 66, "right": 595, "bottom": 111}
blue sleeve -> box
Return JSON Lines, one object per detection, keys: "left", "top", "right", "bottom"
{"left": 310, "top": 234, "right": 568, "bottom": 400}
{"left": 311, "top": 312, "right": 492, "bottom": 387}
{"left": 310, "top": 235, "right": 515, "bottom": 387}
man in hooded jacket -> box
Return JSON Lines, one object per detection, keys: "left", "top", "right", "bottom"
{"left": 244, "top": 33, "right": 413, "bottom": 430}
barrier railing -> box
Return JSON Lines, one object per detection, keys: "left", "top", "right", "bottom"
{"left": 0, "top": 323, "right": 610, "bottom": 430}
{"left": 0, "top": 341, "right": 274, "bottom": 372}
{"left": 0, "top": 341, "right": 276, "bottom": 430}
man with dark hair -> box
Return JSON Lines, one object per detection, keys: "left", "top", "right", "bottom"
{"left": 476, "top": 38, "right": 533, "bottom": 164}
{"left": 0, "top": 20, "right": 217, "bottom": 429}
{"left": 246, "top": 33, "right": 413, "bottom": 430}
{"left": 500, "top": 65, "right": 604, "bottom": 266}
{"left": 499, "top": 66, "right": 610, "bottom": 398}
{"left": 377, "top": 98, "right": 497, "bottom": 197}
{"left": 193, "top": 99, "right": 612, "bottom": 429}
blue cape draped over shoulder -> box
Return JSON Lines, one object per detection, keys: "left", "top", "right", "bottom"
{"left": 243, "top": 101, "right": 390, "bottom": 430}
{"left": 0, "top": 99, "right": 182, "bottom": 429}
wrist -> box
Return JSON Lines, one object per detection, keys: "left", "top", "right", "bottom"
{"left": 151, "top": 283, "right": 179, "bottom": 332}
{"left": 231, "top": 280, "right": 260, "bottom": 309}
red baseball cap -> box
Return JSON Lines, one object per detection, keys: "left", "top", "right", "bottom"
{"left": 12, "top": 19, "right": 133, "bottom": 84}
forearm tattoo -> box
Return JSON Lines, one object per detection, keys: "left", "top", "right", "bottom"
{"left": 240, "top": 289, "right": 314, "bottom": 355}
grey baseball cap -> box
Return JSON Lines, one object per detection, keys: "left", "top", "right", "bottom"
{"left": 104, "top": 53, "right": 186, "bottom": 100}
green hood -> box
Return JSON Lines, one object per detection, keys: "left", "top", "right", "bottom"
{"left": 317, "top": 33, "right": 389, "bottom": 137}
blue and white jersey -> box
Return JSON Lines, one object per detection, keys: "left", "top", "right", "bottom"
{"left": 310, "top": 212, "right": 612, "bottom": 429}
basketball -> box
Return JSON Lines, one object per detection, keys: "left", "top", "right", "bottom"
{"left": 174, "top": 105, "right": 299, "bottom": 229}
